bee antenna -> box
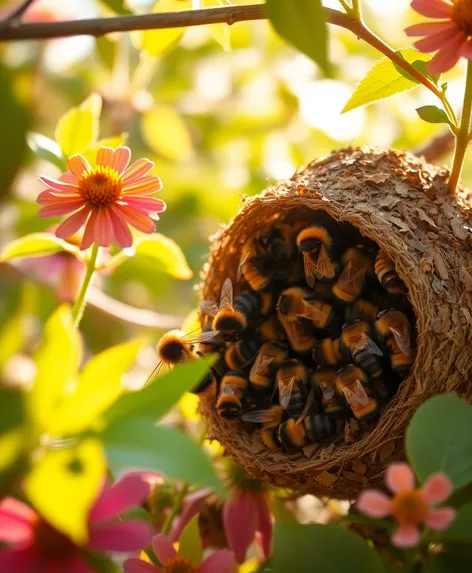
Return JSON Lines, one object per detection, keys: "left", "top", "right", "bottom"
{"left": 144, "top": 362, "right": 162, "bottom": 387}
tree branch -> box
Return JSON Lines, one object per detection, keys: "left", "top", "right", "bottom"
{"left": 0, "top": 4, "right": 350, "bottom": 42}
{"left": 5, "top": 0, "right": 35, "bottom": 21}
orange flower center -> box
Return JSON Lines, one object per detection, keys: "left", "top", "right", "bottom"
{"left": 77, "top": 165, "right": 123, "bottom": 206}
{"left": 391, "top": 490, "right": 428, "bottom": 526}
{"left": 162, "top": 557, "right": 197, "bottom": 573}
{"left": 453, "top": 0, "right": 472, "bottom": 36}
{"left": 34, "top": 519, "right": 76, "bottom": 558}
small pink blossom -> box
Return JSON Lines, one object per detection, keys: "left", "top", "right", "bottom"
{"left": 37, "top": 146, "right": 166, "bottom": 250}
{"left": 357, "top": 463, "right": 456, "bottom": 549}
{"left": 123, "top": 533, "right": 235, "bottom": 573}
{"left": 0, "top": 472, "right": 153, "bottom": 572}
{"left": 405, "top": 0, "right": 472, "bottom": 73}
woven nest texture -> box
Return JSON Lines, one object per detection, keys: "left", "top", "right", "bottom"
{"left": 198, "top": 146, "right": 472, "bottom": 499}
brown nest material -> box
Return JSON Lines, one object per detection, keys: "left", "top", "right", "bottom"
{"left": 198, "top": 146, "right": 472, "bottom": 499}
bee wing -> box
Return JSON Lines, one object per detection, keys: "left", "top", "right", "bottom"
{"left": 200, "top": 301, "right": 219, "bottom": 317}
{"left": 184, "top": 330, "right": 220, "bottom": 345}
{"left": 219, "top": 277, "right": 234, "bottom": 310}
{"left": 237, "top": 250, "right": 251, "bottom": 282}
{"left": 339, "top": 261, "right": 366, "bottom": 291}
{"left": 320, "top": 382, "right": 335, "bottom": 400}
{"left": 241, "top": 409, "right": 272, "bottom": 424}
{"left": 390, "top": 325, "right": 411, "bottom": 355}
{"left": 250, "top": 353, "right": 274, "bottom": 376}
{"left": 353, "top": 333, "right": 383, "bottom": 356}
{"left": 315, "top": 245, "right": 335, "bottom": 279}
{"left": 279, "top": 375, "right": 296, "bottom": 409}
{"left": 302, "top": 252, "right": 318, "bottom": 288}
{"left": 295, "top": 300, "right": 324, "bottom": 321}
{"left": 296, "top": 388, "right": 315, "bottom": 424}
{"left": 219, "top": 384, "right": 235, "bottom": 397}
{"left": 343, "top": 380, "right": 370, "bottom": 406}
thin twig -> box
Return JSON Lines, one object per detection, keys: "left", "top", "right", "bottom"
{"left": 1, "top": 261, "right": 183, "bottom": 330}
{"left": 413, "top": 131, "right": 455, "bottom": 164}
{"left": 5, "top": 0, "right": 35, "bottom": 21}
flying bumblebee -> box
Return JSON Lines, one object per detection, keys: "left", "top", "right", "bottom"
{"left": 201, "top": 278, "right": 273, "bottom": 341}
{"left": 332, "top": 245, "right": 376, "bottom": 305}
{"left": 242, "top": 405, "right": 284, "bottom": 450}
{"left": 336, "top": 365, "right": 381, "bottom": 423}
{"left": 216, "top": 371, "right": 249, "bottom": 419}
{"left": 375, "top": 250, "right": 408, "bottom": 296}
{"left": 375, "top": 309, "right": 415, "bottom": 380}
{"left": 249, "top": 342, "right": 288, "bottom": 395}
{"left": 296, "top": 223, "right": 338, "bottom": 286}
{"left": 311, "top": 367, "right": 346, "bottom": 419}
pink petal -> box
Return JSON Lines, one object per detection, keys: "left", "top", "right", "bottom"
{"left": 88, "top": 520, "right": 152, "bottom": 552}
{"left": 428, "top": 34, "right": 467, "bottom": 73}
{"left": 55, "top": 207, "right": 91, "bottom": 240}
{"left": 108, "top": 207, "right": 133, "bottom": 248}
{"left": 122, "top": 158, "right": 154, "bottom": 185}
{"left": 411, "top": 0, "right": 453, "bottom": 19}
{"left": 67, "top": 555, "right": 96, "bottom": 573}
{"left": 80, "top": 209, "right": 99, "bottom": 250}
{"left": 122, "top": 176, "right": 163, "bottom": 195}
{"left": 199, "top": 549, "right": 235, "bottom": 573}
{"left": 93, "top": 208, "right": 114, "bottom": 247}
{"left": 121, "top": 196, "right": 167, "bottom": 214}
{"left": 38, "top": 199, "right": 86, "bottom": 217}
{"left": 421, "top": 473, "right": 453, "bottom": 504}
{"left": 152, "top": 534, "right": 177, "bottom": 564}
{"left": 223, "top": 491, "right": 257, "bottom": 564}
{"left": 405, "top": 20, "right": 455, "bottom": 37}
{"left": 60, "top": 172, "right": 78, "bottom": 184}
{"left": 385, "top": 463, "right": 415, "bottom": 493}
{"left": 90, "top": 473, "right": 152, "bottom": 524}
{"left": 356, "top": 490, "right": 393, "bottom": 518}
{"left": 96, "top": 147, "right": 114, "bottom": 167}
{"left": 424, "top": 507, "right": 456, "bottom": 530}
{"left": 111, "top": 146, "right": 131, "bottom": 174}
{"left": 0, "top": 547, "right": 38, "bottom": 571}
{"left": 255, "top": 496, "right": 273, "bottom": 559}
{"left": 113, "top": 204, "right": 156, "bottom": 233}
{"left": 124, "top": 558, "right": 161, "bottom": 573}
{"left": 413, "top": 26, "right": 462, "bottom": 53}
{"left": 391, "top": 524, "right": 421, "bottom": 549}
{"left": 0, "top": 498, "right": 35, "bottom": 543}
{"left": 68, "top": 155, "right": 90, "bottom": 177}
{"left": 39, "top": 175, "right": 79, "bottom": 193}
{"left": 462, "top": 38, "right": 472, "bottom": 58}
{"left": 37, "top": 191, "right": 81, "bottom": 205}
{"left": 169, "top": 488, "right": 212, "bottom": 543}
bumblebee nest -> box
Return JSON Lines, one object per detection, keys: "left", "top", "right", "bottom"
{"left": 198, "top": 146, "right": 472, "bottom": 499}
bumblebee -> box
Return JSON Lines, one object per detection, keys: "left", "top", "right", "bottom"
{"left": 216, "top": 371, "right": 249, "bottom": 419}
{"left": 275, "top": 359, "right": 309, "bottom": 418}
{"left": 311, "top": 367, "right": 346, "bottom": 419}
{"left": 375, "top": 310, "right": 415, "bottom": 380}
{"left": 201, "top": 278, "right": 272, "bottom": 341}
{"left": 332, "top": 245, "right": 376, "bottom": 305}
{"left": 375, "top": 251, "right": 407, "bottom": 296}
{"left": 296, "top": 223, "right": 338, "bottom": 286}
{"left": 258, "top": 315, "right": 286, "bottom": 344}
{"left": 336, "top": 365, "right": 380, "bottom": 423}
{"left": 312, "top": 337, "right": 343, "bottom": 366}
{"left": 340, "top": 320, "right": 383, "bottom": 376}
{"left": 344, "top": 299, "right": 379, "bottom": 323}
{"left": 242, "top": 405, "right": 284, "bottom": 450}
{"left": 225, "top": 333, "right": 261, "bottom": 371}
{"left": 277, "top": 414, "right": 337, "bottom": 452}
{"left": 248, "top": 342, "right": 288, "bottom": 395}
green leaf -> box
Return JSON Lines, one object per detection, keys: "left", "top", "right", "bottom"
{"left": 0, "top": 232, "right": 79, "bottom": 262}
{"left": 436, "top": 503, "right": 472, "bottom": 542}
{"left": 138, "top": 0, "right": 192, "bottom": 56}
{"left": 131, "top": 234, "right": 193, "bottom": 280}
{"left": 406, "top": 393, "right": 472, "bottom": 490}
{"left": 141, "top": 105, "right": 194, "bottom": 162}
{"left": 27, "top": 132, "right": 67, "bottom": 171}
{"left": 416, "top": 105, "right": 452, "bottom": 126}
{"left": 342, "top": 48, "right": 432, "bottom": 113}
{"left": 25, "top": 438, "right": 105, "bottom": 545}
{"left": 273, "top": 522, "right": 383, "bottom": 573}
{"left": 0, "top": 63, "right": 30, "bottom": 199}
{"left": 102, "top": 418, "right": 221, "bottom": 490}
{"left": 50, "top": 340, "right": 143, "bottom": 436}
{"left": 423, "top": 553, "right": 472, "bottom": 573}
{"left": 178, "top": 514, "right": 203, "bottom": 565}
{"left": 266, "top": 0, "right": 330, "bottom": 76}
{"left": 0, "top": 388, "right": 25, "bottom": 471}
{"left": 55, "top": 93, "right": 102, "bottom": 158}
{"left": 81, "top": 133, "right": 128, "bottom": 165}
{"left": 103, "top": 356, "right": 215, "bottom": 425}
{"left": 95, "top": 36, "right": 118, "bottom": 72}
{"left": 98, "top": 0, "right": 133, "bottom": 15}
{"left": 28, "top": 305, "right": 81, "bottom": 433}
{"left": 205, "top": 0, "right": 231, "bottom": 52}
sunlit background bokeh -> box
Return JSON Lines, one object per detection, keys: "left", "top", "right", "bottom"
{"left": 1, "top": 0, "right": 468, "bottom": 381}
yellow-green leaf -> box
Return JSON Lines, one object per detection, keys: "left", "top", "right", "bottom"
{"left": 27, "top": 132, "right": 67, "bottom": 171}
{"left": 25, "top": 438, "right": 105, "bottom": 545}
{"left": 81, "top": 133, "right": 128, "bottom": 165}
{"left": 29, "top": 306, "right": 81, "bottom": 433}
{"left": 138, "top": 0, "right": 192, "bottom": 56}
{"left": 55, "top": 93, "right": 102, "bottom": 158}
{"left": 178, "top": 514, "right": 203, "bottom": 564}
{"left": 50, "top": 340, "right": 143, "bottom": 435}
{"left": 0, "top": 232, "right": 79, "bottom": 262}
{"left": 0, "top": 388, "right": 25, "bottom": 471}
{"left": 206, "top": 0, "right": 231, "bottom": 52}
{"left": 342, "top": 49, "right": 432, "bottom": 113}
{"left": 141, "top": 105, "right": 193, "bottom": 162}
{"left": 132, "top": 233, "right": 193, "bottom": 279}
{"left": 181, "top": 309, "right": 201, "bottom": 336}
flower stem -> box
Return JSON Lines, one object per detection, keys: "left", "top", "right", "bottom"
{"left": 448, "top": 61, "right": 472, "bottom": 194}
{"left": 350, "top": 0, "right": 361, "bottom": 19}
{"left": 161, "top": 483, "right": 189, "bottom": 536}
{"left": 71, "top": 243, "right": 100, "bottom": 328}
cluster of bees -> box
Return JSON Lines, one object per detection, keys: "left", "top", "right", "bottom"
{"left": 156, "top": 212, "right": 416, "bottom": 454}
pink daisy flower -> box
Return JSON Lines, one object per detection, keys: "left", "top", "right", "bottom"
{"left": 405, "top": 0, "right": 472, "bottom": 73}
{"left": 357, "top": 462, "right": 456, "bottom": 549}
{"left": 37, "top": 146, "right": 166, "bottom": 250}
{"left": 123, "top": 533, "right": 235, "bottom": 573}
{"left": 0, "top": 472, "right": 153, "bottom": 572}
